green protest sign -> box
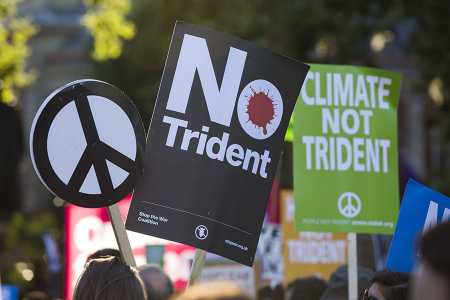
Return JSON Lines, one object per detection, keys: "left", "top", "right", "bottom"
{"left": 293, "top": 64, "right": 401, "bottom": 234}
{"left": 285, "top": 115, "right": 294, "bottom": 142}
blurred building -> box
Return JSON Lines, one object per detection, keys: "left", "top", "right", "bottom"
{"left": 20, "top": 0, "right": 93, "bottom": 212}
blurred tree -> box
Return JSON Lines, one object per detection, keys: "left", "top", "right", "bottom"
{"left": 93, "top": 0, "right": 276, "bottom": 124}
{"left": 0, "top": 0, "right": 27, "bottom": 246}
{"left": 82, "top": 0, "right": 135, "bottom": 61}
{"left": 0, "top": 101, "right": 23, "bottom": 214}
{"left": 0, "top": 0, "right": 135, "bottom": 105}
{"left": 412, "top": 1, "right": 450, "bottom": 104}
{"left": 94, "top": 0, "right": 449, "bottom": 192}
{"left": 94, "top": 0, "right": 405, "bottom": 124}
{"left": 0, "top": 212, "right": 60, "bottom": 294}
{"left": 0, "top": 0, "right": 36, "bottom": 104}
{"left": 0, "top": 0, "right": 136, "bottom": 214}
{"left": 409, "top": 0, "right": 450, "bottom": 193}
{"left": 0, "top": 1, "right": 135, "bottom": 296}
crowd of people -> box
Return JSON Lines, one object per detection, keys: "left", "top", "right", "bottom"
{"left": 65, "top": 221, "right": 450, "bottom": 300}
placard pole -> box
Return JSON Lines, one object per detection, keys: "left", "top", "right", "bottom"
{"left": 348, "top": 232, "right": 358, "bottom": 300}
{"left": 0, "top": 273, "right": 3, "bottom": 300}
{"left": 188, "top": 249, "right": 207, "bottom": 287}
{"left": 107, "top": 204, "right": 136, "bottom": 267}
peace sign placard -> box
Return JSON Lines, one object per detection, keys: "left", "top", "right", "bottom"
{"left": 30, "top": 80, "right": 145, "bottom": 208}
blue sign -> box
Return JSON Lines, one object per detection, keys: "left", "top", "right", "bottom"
{"left": 1, "top": 285, "right": 19, "bottom": 300}
{"left": 386, "top": 179, "right": 450, "bottom": 272}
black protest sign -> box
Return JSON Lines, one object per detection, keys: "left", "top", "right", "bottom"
{"left": 125, "top": 23, "right": 309, "bottom": 265}
{"left": 30, "top": 80, "right": 145, "bottom": 208}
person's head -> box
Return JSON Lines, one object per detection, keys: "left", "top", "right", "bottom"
{"left": 73, "top": 256, "right": 147, "bottom": 300}
{"left": 139, "top": 264, "right": 174, "bottom": 300}
{"left": 361, "top": 271, "right": 409, "bottom": 300}
{"left": 319, "top": 286, "right": 347, "bottom": 300}
{"left": 23, "top": 291, "right": 50, "bottom": 300}
{"left": 271, "top": 284, "right": 284, "bottom": 300}
{"left": 173, "top": 281, "right": 250, "bottom": 300}
{"left": 326, "top": 265, "right": 373, "bottom": 298}
{"left": 256, "top": 286, "right": 272, "bottom": 300}
{"left": 86, "top": 248, "right": 121, "bottom": 263}
{"left": 412, "top": 221, "right": 450, "bottom": 300}
{"left": 286, "top": 276, "right": 327, "bottom": 300}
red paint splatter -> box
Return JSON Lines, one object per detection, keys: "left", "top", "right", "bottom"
{"left": 246, "top": 87, "right": 275, "bottom": 134}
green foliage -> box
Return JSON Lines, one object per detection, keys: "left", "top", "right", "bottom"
{"left": 0, "top": 212, "right": 61, "bottom": 290}
{"left": 412, "top": 0, "right": 450, "bottom": 100}
{"left": 409, "top": 1, "right": 450, "bottom": 193}
{"left": 82, "top": 0, "right": 136, "bottom": 61}
{"left": 3, "top": 213, "right": 59, "bottom": 252}
{"left": 0, "top": 0, "right": 36, "bottom": 104}
{"left": 94, "top": 0, "right": 407, "bottom": 123}
{"left": 0, "top": 0, "right": 136, "bottom": 104}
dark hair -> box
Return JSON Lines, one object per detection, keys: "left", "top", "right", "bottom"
{"left": 73, "top": 256, "right": 147, "bottom": 300}
{"left": 384, "top": 284, "right": 409, "bottom": 300}
{"left": 286, "top": 277, "right": 327, "bottom": 300}
{"left": 256, "top": 286, "right": 272, "bottom": 300}
{"left": 174, "top": 281, "right": 250, "bottom": 300}
{"left": 319, "top": 286, "right": 347, "bottom": 300}
{"left": 367, "top": 271, "right": 409, "bottom": 300}
{"left": 86, "top": 248, "right": 121, "bottom": 263}
{"left": 271, "top": 284, "right": 284, "bottom": 300}
{"left": 23, "top": 291, "right": 50, "bottom": 300}
{"left": 418, "top": 221, "right": 450, "bottom": 279}
{"left": 138, "top": 264, "right": 174, "bottom": 300}
{"left": 371, "top": 271, "right": 410, "bottom": 286}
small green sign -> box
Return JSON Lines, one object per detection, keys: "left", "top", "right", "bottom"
{"left": 293, "top": 64, "right": 401, "bottom": 234}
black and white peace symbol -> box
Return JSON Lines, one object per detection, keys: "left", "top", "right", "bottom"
{"left": 30, "top": 79, "right": 145, "bottom": 208}
{"left": 337, "top": 192, "right": 362, "bottom": 218}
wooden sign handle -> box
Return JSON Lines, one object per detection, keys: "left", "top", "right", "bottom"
{"left": 188, "top": 249, "right": 207, "bottom": 286}
{"left": 107, "top": 204, "right": 136, "bottom": 267}
{"left": 347, "top": 232, "right": 358, "bottom": 300}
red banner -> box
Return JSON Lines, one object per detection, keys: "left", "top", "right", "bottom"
{"left": 65, "top": 197, "right": 194, "bottom": 299}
